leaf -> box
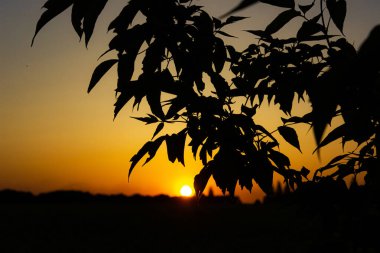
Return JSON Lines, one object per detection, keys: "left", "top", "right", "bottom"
{"left": 143, "top": 39, "right": 165, "bottom": 73}
{"left": 265, "top": 9, "right": 300, "bottom": 35}
{"left": 250, "top": 155, "right": 274, "bottom": 194}
{"left": 128, "top": 142, "right": 152, "bottom": 178}
{"left": 269, "top": 150, "right": 291, "bottom": 168}
{"left": 108, "top": 0, "right": 139, "bottom": 32}
{"left": 166, "top": 129, "right": 187, "bottom": 165}
{"left": 253, "top": 124, "right": 278, "bottom": 144}
{"left": 299, "top": 1, "right": 315, "bottom": 14}
{"left": 220, "top": 0, "right": 260, "bottom": 19}
{"left": 309, "top": 67, "right": 341, "bottom": 150}
{"left": 114, "top": 83, "right": 137, "bottom": 118}
{"left": 300, "top": 167, "right": 310, "bottom": 177}
{"left": 143, "top": 136, "right": 166, "bottom": 165}
{"left": 128, "top": 136, "right": 165, "bottom": 178}
{"left": 82, "top": 0, "right": 108, "bottom": 46}
{"left": 359, "top": 141, "right": 374, "bottom": 161}
{"left": 278, "top": 126, "right": 301, "bottom": 152}
{"left": 146, "top": 89, "right": 164, "bottom": 120}
{"left": 226, "top": 45, "right": 239, "bottom": 63}
{"left": 211, "top": 151, "right": 240, "bottom": 195}
{"left": 131, "top": 114, "right": 158, "bottom": 124}
{"left": 71, "top": 1, "right": 86, "bottom": 38}
{"left": 199, "top": 143, "right": 208, "bottom": 165}
{"left": 245, "top": 30, "right": 272, "bottom": 40}
{"left": 313, "top": 124, "right": 346, "bottom": 153}
{"left": 152, "top": 123, "right": 164, "bottom": 140}
{"left": 241, "top": 104, "right": 258, "bottom": 118}
{"left": 216, "top": 30, "right": 237, "bottom": 38}
{"left": 194, "top": 165, "right": 212, "bottom": 197}
{"left": 315, "top": 154, "right": 349, "bottom": 177}
{"left": 88, "top": 59, "right": 118, "bottom": 93}
{"left": 32, "top": 0, "right": 74, "bottom": 46}
{"left": 213, "top": 17, "right": 223, "bottom": 29}
{"left": 224, "top": 16, "right": 248, "bottom": 25}
{"left": 69, "top": 0, "right": 108, "bottom": 46}
{"left": 281, "top": 113, "right": 312, "bottom": 124}
{"left": 166, "top": 97, "right": 186, "bottom": 119}
{"left": 297, "top": 19, "right": 325, "bottom": 41}
{"left": 326, "top": 0, "right": 346, "bottom": 34}
{"left": 261, "top": 0, "right": 295, "bottom": 8}
{"left": 213, "top": 38, "right": 227, "bottom": 73}
{"left": 118, "top": 54, "right": 135, "bottom": 89}
{"left": 176, "top": 129, "right": 187, "bottom": 166}
{"left": 208, "top": 72, "right": 230, "bottom": 99}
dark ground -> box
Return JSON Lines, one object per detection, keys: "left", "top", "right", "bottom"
{"left": 0, "top": 191, "right": 379, "bottom": 253}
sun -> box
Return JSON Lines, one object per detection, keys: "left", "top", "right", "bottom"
{"left": 180, "top": 185, "right": 193, "bottom": 197}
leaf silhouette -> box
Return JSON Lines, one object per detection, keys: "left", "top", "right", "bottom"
{"left": 251, "top": 156, "right": 274, "bottom": 194}
{"left": 152, "top": 122, "right": 164, "bottom": 140}
{"left": 265, "top": 9, "right": 300, "bottom": 35}
{"left": 245, "top": 30, "right": 273, "bottom": 41}
{"left": 128, "top": 136, "right": 165, "bottom": 178}
{"left": 220, "top": 0, "right": 260, "bottom": 19}
{"left": 216, "top": 30, "right": 237, "bottom": 38}
{"left": 143, "top": 39, "right": 165, "bottom": 73}
{"left": 211, "top": 151, "right": 241, "bottom": 195}
{"left": 254, "top": 124, "right": 278, "bottom": 144}
{"left": 224, "top": 16, "right": 248, "bottom": 25}
{"left": 300, "top": 167, "right": 310, "bottom": 177}
{"left": 32, "top": 0, "right": 73, "bottom": 46}
{"left": 213, "top": 38, "right": 227, "bottom": 73}
{"left": 118, "top": 54, "right": 135, "bottom": 89}
{"left": 108, "top": 0, "right": 139, "bottom": 32}
{"left": 314, "top": 154, "right": 349, "bottom": 178}
{"left": 299, "top": 1, "right": 315, "bottom": 14}
{"left": 241, "top": 104, "right": 258, "bottom": 118}
{"left": 194, "top": 165, "right": 212, "bottom": 197}
{"left": 82, "top": 0, "right": 108, "bottom": 46}
{"left": 143, "top": 136, "right": 166, "bottom": 165}
{"left": 278, "top": 126, "right": 302, "bottom": 152}
{"left": 313, "top": 124, "right": 346, "bottom": 153}
{"left": 326, "top": 0, "right": 346, "bottom": 34}
{"left": 146, "top": 89, "right": 164, "bottom": 120}
{"left": 269, "top": 150, "right": 291, "bottom": 168}
{"left": 71, "top": 1, "right": 85, "bottom": 38}
{"left": 166, "top": 129, "right": 187, "bottom": 165}
{"left": 114, "top": 81, "right": 140, "bottom": 118}
{"left": 281, "top": 113, "right": 312, "bottom": 124}
{"left": 88, "top": 59, "right": 118, "bottom": 93}
{"left": 128, "top": 142, "right": 152, "bottom": 178}
{"left": 131, "top": 114, "right": 158, "bottom": 125}
{"left": 297, "top": 18, "right": 324, "bottom": 41}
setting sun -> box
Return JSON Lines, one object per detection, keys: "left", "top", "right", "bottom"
{"left": 180, "top": 185, "right": 193, "bottom": 197}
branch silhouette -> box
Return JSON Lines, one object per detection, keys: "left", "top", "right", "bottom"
{"left": 32, "top": 0, "right": 379, "bottom": 200}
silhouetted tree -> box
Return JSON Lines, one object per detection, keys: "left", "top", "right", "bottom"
{"left": 32, "top": 0, "right": 379, "bottom": 200}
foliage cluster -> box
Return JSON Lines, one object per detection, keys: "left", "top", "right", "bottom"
{"left": 32, "top": 0, "right": 379, "bottom": 198}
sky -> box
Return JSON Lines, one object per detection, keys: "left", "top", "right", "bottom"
{"left": 1, "top": 0, "right": 379, "bottom": 203}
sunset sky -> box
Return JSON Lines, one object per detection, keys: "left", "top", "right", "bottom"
{"left": 1, "top": 0, "right": 379, "bottom": 203}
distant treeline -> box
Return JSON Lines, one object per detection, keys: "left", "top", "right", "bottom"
{"left": 1, "top": 180, "right": 376, "bottom": 207}
{"left": 0, "top": 189, "right": 241, "bottom": 205}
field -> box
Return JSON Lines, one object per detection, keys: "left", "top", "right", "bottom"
{"left": 1, "top": 194, "right": 379, "bottom": 253}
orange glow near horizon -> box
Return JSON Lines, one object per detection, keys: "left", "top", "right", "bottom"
{"left": 0, "top": 1, "right": 379, "bottom": 204}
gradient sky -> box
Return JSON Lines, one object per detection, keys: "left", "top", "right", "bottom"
{"left": 1, "top": 0, "right": 379, "bottom": 203}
